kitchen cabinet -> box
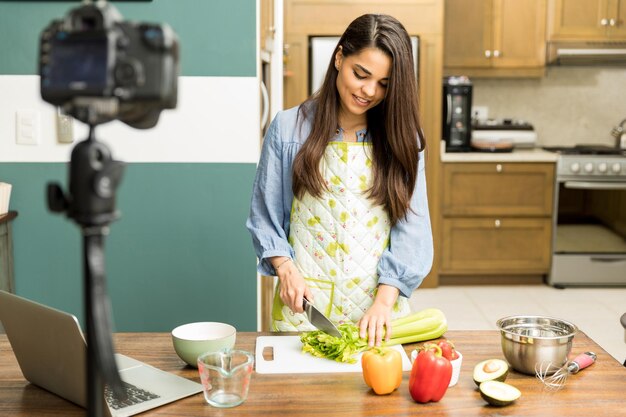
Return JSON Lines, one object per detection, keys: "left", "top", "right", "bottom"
{"left": 440, "top": 163, "right": 555, "bottom": 280}
{"left": 444, "top": 0, "right": 547, "bottom": 77}
{"left": 547, "top": 0, "right": 626, "bottom": 40}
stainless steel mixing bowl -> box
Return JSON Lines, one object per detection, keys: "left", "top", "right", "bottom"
{"left": 496, "top": 315, "right": 578, "bottom": 375}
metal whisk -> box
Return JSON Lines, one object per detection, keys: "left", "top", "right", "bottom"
{"left": 535, "top": 352, "right": 597, "bottom": 390}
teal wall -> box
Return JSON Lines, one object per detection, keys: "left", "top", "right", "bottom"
{"left": 0, "top": 163, "right": 257, "bottom": 332}
{"left": 0, "top": 0, "right": 259, "bottom": 331}
{"left": 0, "top": 0, "right": 256, "bottom": 76}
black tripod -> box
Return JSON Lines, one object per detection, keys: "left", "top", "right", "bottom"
{"left": 48, "top": 125, "right": 126, "bottom": 417}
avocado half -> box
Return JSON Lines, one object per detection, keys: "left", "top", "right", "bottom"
{"left": 473, "top": 359, "right": 509, "bottom": 386}
{"left": 479, "top": 381, "right": 521, "bottom": 407}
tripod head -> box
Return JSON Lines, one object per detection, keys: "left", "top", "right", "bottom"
{"left": 48, "top": 125, "right": 125, "bottom": 228}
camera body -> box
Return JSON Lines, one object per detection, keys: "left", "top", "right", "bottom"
{"left": 39, "top": 2, "right": 179, "bottom": 128}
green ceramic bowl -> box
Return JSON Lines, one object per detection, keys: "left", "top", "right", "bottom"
{"left": 171, "top": 322, "right": 236, "bottom": 367}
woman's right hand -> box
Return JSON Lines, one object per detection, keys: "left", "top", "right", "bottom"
{"left": 273, "top": 258, "right": 313, "bottom": 314}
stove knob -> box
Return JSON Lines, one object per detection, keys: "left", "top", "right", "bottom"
{"left": 584, "top": 162, "right": 594, "bottom": 173}
{"left": 570, "top": 162, "right": 580, "bottom": 173}
{"left": 598, "top": 162, "right": 608, "bottom": 173}
{"left": 612, "top": 163, "right": 622, "bottom": 173}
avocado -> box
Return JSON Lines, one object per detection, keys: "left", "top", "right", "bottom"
{"left": 473, "top": 359, "right": 509, "bottom": 386}
{"left": 479, "top": 381, "right": 521, "bottom": 407}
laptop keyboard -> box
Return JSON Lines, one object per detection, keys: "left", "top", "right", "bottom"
{"left": 104, "top": 382, "right": 161, "bottom": 410}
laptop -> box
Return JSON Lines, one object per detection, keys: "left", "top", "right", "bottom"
{"left": 0, "top": 290, "right": 203, "bottom": 417}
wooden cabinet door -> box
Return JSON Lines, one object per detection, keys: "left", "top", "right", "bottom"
{"left": 444, "top": 0, "right": 546, "bottom": 73}
{"left": 549, "top": 0, "right": 611, "bottom": 39}
{"left": 608, "top": 0, "right": 626, "bottom": 38}
{"left": 493, "top": 0, "right": 547, "bottom": 68}
{"left": 441, "top": 217, "right": 553, "bottom": 273}
{"left": 260, "top": 0, "right": 275, "bottom": 52}
{"left": 444, "top": 0, "right": 493, "bottom": 68}
{"left": 442, "top": 163, "right": 555, "bottom": 216}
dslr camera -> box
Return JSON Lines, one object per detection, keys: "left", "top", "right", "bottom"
{"left": 39, "top": 1, "right": 179, "bottom": 128}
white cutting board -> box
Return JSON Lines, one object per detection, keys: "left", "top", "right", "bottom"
{"left": 255, "top": 336, "right": 412, "bottom": 374}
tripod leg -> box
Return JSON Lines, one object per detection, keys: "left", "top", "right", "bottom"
{"left": 84, "top": 231, "right": 125, "bottom": 417}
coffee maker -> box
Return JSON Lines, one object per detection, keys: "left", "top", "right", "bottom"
{"left": 442, "top": 76, "right": 472, "bottom": 152}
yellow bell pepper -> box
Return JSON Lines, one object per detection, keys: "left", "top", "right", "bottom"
{"left": 361, "top": 347, "right": 402, "bottom": 395}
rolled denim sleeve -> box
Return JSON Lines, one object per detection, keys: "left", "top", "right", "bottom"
{"left": 246, "top": 114, "right": 296, "bottom": 276}
{"left": 377, "top": 151, "right": 433, "bottom": 298}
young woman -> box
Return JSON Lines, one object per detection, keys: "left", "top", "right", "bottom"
{"left": 246, "top": 14, "right": 433, "bottom": 347}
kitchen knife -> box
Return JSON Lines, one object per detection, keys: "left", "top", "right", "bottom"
{"left": 303, "top": 298, "right": 342, "bottom": 338}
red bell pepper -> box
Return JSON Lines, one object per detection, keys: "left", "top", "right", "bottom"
{"left": 437, "top": 339, "right": 459, "bottom": 361}
{"left": 409, "top": 344, "right": 452, "bottom": 403}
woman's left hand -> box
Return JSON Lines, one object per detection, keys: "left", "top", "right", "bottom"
{"left": 358, "top": 285, "right": 399, "bottom": 347}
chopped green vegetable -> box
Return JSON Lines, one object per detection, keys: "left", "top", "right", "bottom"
{"left": 300, "top": 308, "right": 448, "bottom": 363}
{"left": 301, "top": 324, "right": 367, "bottom": 364}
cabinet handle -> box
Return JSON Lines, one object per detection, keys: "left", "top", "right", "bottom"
{"left": 493, "top": 50, "right": 501, "bottom": 58}
{"left": 600, "top": 18, "right": 608, "bottom": 26}
{"left": 496, "top": 164, "right": 503, "bottom": 172}
{"left": 494, "top": 219, "right": 501, "bottom": 228}
{"left": 485, "top": 50, "right": 492, "bottom": 58}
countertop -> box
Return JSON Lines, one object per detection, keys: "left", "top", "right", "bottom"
{"left": 0, "top": 211, "right": 17, "bottom": 224}
{"left": 440, "top": 141, "right": 559, "bottom": 163}
{"left": 1, "top": 331, "right": 625, "bottom": 417}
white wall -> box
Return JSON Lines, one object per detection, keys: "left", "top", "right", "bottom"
{"left": 472, "top": 67, "right": 626, "bottom": 147}
{"left": 0, "top": 75, "right": 260, "bottom": 163}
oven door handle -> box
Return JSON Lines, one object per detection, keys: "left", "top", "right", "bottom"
{"left": 563, "top": 181, "right": 626, "bottom": 190}
{"left": 590, "top": 256, "right": 626, "bottom": 263}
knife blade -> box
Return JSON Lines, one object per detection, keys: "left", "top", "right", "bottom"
{"left": 302, "top": 298, "right": 342, "bottom": 338}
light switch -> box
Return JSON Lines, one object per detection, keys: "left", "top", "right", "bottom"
{"left": 16, "top": 110, "right": 41, "bottom": 145}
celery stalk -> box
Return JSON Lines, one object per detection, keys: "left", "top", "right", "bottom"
{"left": 390, "top": 308, "right": 445, "bottom": 328}
{"left": 390, "top": 316, "right": 442, "bottom": 338}
{"left": 385, "top": 321, "right": 448, "bottom": 346}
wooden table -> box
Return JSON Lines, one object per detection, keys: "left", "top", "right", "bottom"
{"left": 1, "top": 331, "right": 624, "bottom": 416}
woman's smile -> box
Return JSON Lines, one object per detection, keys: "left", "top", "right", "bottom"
{"left": 353, "top": 94, "right": 371, "bottom": 107}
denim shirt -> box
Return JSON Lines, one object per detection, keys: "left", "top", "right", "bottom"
{"left": 246, "top": 105, "right": 433, "bottom": 298}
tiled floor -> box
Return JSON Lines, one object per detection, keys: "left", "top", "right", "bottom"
{"left": 408, "top": 285, "right": 626, "bottom": 365}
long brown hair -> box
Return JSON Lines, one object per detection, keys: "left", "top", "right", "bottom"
{"left": 292, "top": 14, "right": 425, "bottom": 225}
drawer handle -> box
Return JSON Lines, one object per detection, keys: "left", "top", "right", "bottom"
{"left": 496, "top": 164, "right": 503, "bottom": 172}
{"left": 494, "top": 219, "right": 501, "bottom": 228}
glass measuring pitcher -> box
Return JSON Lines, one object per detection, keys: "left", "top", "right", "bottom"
{"left": 197, "top": 349, "right": 254, "bottom": 408}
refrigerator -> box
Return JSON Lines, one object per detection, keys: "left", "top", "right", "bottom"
{"left": 309, "top": 36, "right": 420, "bottom": 96}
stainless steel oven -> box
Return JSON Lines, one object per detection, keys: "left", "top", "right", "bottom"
{"left": 545, "top": 145, "right": 626, "bottom": 287}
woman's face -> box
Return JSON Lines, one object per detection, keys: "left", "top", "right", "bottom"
{"left": 335, "top": 47, "right": 391, "bottom": 122}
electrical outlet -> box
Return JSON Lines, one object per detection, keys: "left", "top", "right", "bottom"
{"left": 472, "top": 106, "right": 489, "bottom": 121}
{"left": 56, "top": 108, "right": 74, "bottom": 144}
{"left": 16, "top": 110, "right": 40, "bottom": 145}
